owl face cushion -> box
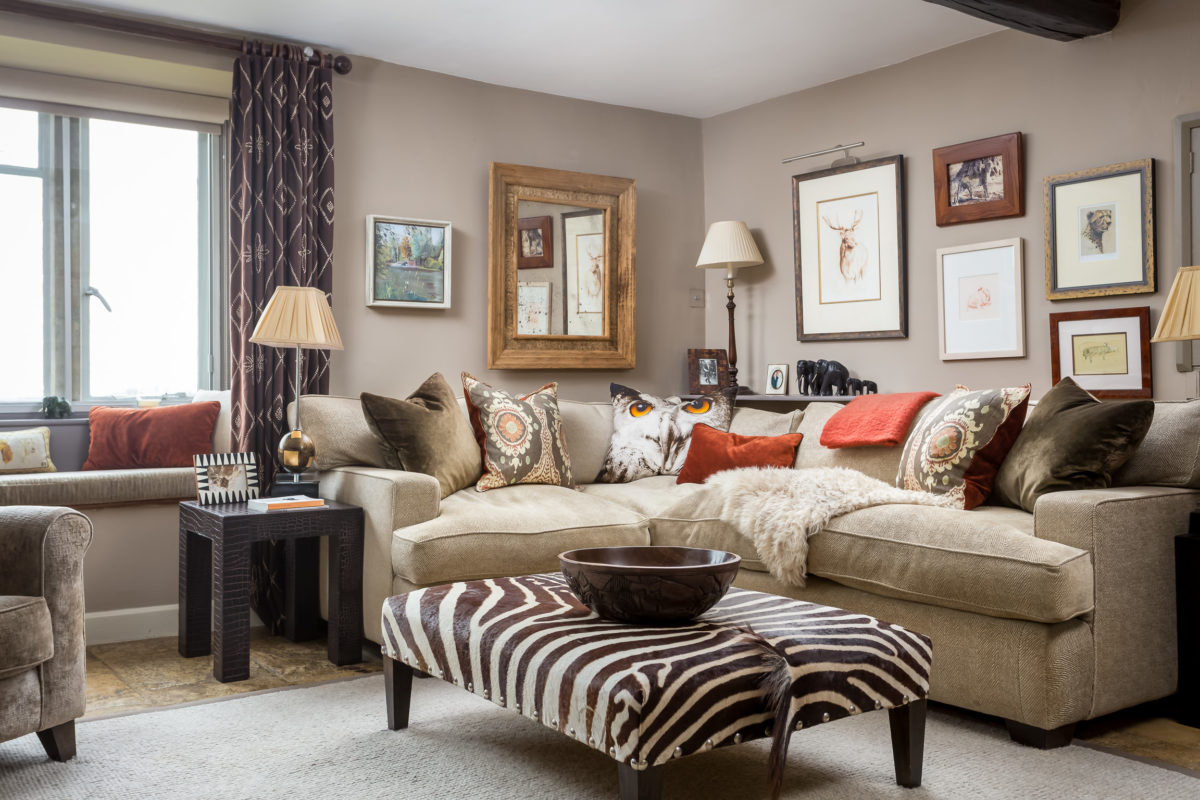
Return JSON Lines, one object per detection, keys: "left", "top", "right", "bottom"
{"left": 596, "top": 383, "right": 735, "bottom": 483}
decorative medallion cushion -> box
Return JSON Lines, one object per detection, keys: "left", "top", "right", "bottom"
{"left": 0, "top": 427, "right": 56, "bottom": 474}
{"left": 596, "top": 383, "right": 735, "bottom": 483}
{"left": 361, "top": 373, "right": 483, "bottom": 499}
{"left": 461, "top": 373, "right": 573, "bottom": 491}
{"left": 819, "top": 391, "right": 940, "bottom": 448}
{"left": 676, "top": 423, "right": 803, "bottom": 484}
{"left": 896, "top": 384, "right": 1030, "bottom": 510}
{"left": 82, "top": 402, "right": 220, "bottom": 470}
{"left": 993, "top": 377, "right": 1155, "bottom": 513}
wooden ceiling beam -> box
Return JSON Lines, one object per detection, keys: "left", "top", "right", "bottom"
{"left": 922, "top": 0, "right": 1121, "bottom": 41}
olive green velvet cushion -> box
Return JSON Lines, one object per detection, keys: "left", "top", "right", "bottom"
{"left": 992, "top": 377, "right": 1154, "bottom": 512}
{"left": 360, "top": 373, "right": 483, "bottom": 499}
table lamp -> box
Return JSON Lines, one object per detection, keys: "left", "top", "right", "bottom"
{"left": 1151, "top": 265, "right": 1200, "bottom": 398}
{"left": 696, "top": 220, "right": 764, "bottom": 394}
{"left": 249, "top": 286, "right": 343, "bottom": 484}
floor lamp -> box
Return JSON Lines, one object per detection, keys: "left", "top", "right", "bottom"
{"left": 249, "top": 286, "right": 344, "bottom": 485}
{"left": 696, "top": 220, "right": 763, "bottom": 394}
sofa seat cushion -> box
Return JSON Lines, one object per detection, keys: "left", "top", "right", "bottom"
{"left": 391, "top": 484, "right": 649, "bottom": 585}
{"left": 0, "top": 467, "right": 195, "bottom": 506}
{"left": 0, "top": 596, "right": 53, "bottom": 680}
{"left": 807, "top": 504, "right": 1092, "bottom": 623}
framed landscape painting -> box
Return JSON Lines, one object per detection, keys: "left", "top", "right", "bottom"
{"left": 936, "top": 238, "right": 1025, "bottom": 360}
{"left": 1049, "top": 306, "right": 1151, "bottom": 398}
{"left": 932, "top": 132, "right": 1023, "bottom": 226}
{"left": 366, "top": 216, "right": 451, "bottom": 309}
{"left": 793, "top": 155, "right": 906, "bottom": 341}
{"left": 1044, "top": 159, "right": 1154, "bottom": 300}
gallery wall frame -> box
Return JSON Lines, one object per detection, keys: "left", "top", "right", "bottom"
{"left": 936, "top": 238, "right": 1025, "bottom": 360}
{"left": 516, "top": 281, "right": 551, "bottom": 336}
{"left": 792, "top": 155, "right": 907, "bottom": 341}
{"left": 932, "top": 132, "right": 1024, "bottom": 226}
{"left": 365, "top": 215, "right": 452, "bottom": 309}
{"left": 764, "top": 363, "right": 789, "bottom": 395}
{"left": 687, "top": 348, "right": 729, "bottom": 395}
{"left": 1049, "top": 306, "right": 1152, "bottom": 398}
{"left": 1043, "top": 158, "right": 1155, "bottom": 300}
{"left": 517, "top": 215, "right": 553, "bottom": 269}
{"left": 561, "top": 208, "right": 605, "bottom": 336}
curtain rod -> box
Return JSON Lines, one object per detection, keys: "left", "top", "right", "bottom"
{"left": 0, "top": 0, "right": 353, "bottom": 74}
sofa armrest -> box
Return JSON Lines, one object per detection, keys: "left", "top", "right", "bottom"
{"left": 1033, "top": 486, "right": 1197, "bottom": 717}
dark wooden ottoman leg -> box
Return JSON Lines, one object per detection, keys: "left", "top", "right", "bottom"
{"left": 178, "top": 528, "right": 212, "bottom": 658}
{"left": 36, "top": 721, "right": 76, "bottom": 762}
{"left": 889, "top": 698, "right": 926, "bottom": 788}
{"left": 327, "top": 523, "right": 364, "bottom": 666}
{"left": 617, "top": 762, "right": 663, "bottom": 800}
{"left": 384, "top": 657, "right": 413, "bottom": 731}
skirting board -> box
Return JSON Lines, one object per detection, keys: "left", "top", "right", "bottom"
{"left": 86, "top": 604, "right": 265, "bottom": 646}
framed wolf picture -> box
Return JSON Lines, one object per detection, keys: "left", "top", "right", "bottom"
{"left": 931, "top": 132, "right": 1024, "bottom": 227}
{"left": 792, "top": 155, "right": 907, "bottom": 342}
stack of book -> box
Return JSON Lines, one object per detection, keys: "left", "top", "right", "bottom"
{"left": 247, "top": 495, "right": 326, "bottom": 512}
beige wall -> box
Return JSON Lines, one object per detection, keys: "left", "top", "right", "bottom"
{"left": 329, "top": 58, "right": 706, "bottom": 402}
{"left": 700, "top": 0, "right": 1200, "bottom": 400}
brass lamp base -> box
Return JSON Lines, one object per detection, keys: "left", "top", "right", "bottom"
{"left": 277, "top": 429, "right": 315, "bottom": 475}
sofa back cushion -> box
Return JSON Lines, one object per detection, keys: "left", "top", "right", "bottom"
{"left": 1112, "top": 399, "right": 1200, "bottom": 488}
{"left": 558, "top": 400, "right": 615, "bottom": 482}
{"left": 293, "top": 395, "right": 392, "bottom": 470}
{"left": 793, "top": 402, "right": 905, "bottom": 484}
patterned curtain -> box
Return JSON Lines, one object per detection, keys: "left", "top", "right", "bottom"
{"left": 229, "top": 43, "right": 335, "bottom": 631}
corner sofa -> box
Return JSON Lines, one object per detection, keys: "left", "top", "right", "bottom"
{"left": 297, "top": 393, "right": 1199, "bottom": 746}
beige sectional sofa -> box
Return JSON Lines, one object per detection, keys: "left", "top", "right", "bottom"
{"left": 299, "top": 393, "right": 1200, "bottom": 747}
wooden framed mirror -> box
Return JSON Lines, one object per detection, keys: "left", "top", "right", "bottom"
{"left": 488, "top": 162, "right": 636, "bottom": 369}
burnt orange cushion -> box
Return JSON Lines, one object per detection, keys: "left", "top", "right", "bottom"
{"left": 820, "top": 391, "right": 941, "bottom": 448}
{"left": 82, "top": 402, "right": 221, "bottom": 470}
{"left": 677, "top": 423, "right": 804, "bottom": 485}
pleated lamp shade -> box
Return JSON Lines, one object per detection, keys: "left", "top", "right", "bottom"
{"left": 1152, "top": 266, "right": 1200, "bottom": 342}
{"left": 249, "top": 286, "right": 344, "bottom": 350}
{"left": 695, "top": 221, "right": 764, "bottom": 276}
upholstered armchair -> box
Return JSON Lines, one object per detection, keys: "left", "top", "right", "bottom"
{"left": 0, "top": 506, "right": 92, "bottom": 761}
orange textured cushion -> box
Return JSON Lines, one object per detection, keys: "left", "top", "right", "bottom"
{"left": 82, "top": 402, "right": 221, "bottom": 470}
{"left": 677, "top": 424, "right": 804, "bottom": 485}
{"left": 819, "top": 392, "right": 941, "bottom": 448}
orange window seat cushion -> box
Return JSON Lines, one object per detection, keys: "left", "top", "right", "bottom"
{"left": 676, "top": 423, "right": 804, "bottom": 485}
{"left": 82, "top": 402, "right": 221, "bottom": 470}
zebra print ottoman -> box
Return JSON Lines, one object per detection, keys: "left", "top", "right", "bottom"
{"left": 381, "top": 574, "right": 931, "bottom": 800}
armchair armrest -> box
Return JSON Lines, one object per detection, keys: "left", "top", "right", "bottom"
{"left": 1034, "top": 486, "right": 1197, "bottom": 717}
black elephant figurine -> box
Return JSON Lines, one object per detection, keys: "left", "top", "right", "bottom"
{"left": 846, "top": 378, "right": 863, "bottom": 396}
{"left": 795, "top": 360, "right": 816, "bottom": 395}
{"left": 861, "top": 380, "right": 878, "bottom": 395}
{"left": 818, "top": 360, "right": 849, "bottom": 396}
{"left": 811, "top": 359, "right": 829, "bottom": 395}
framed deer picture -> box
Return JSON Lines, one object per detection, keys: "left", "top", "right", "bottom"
{"left": 792, "top": 155, "right": 907, "bottom": 341}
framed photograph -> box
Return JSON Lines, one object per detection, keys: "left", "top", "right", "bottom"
{"left": 194, "top": 452, "right": 260, "bottom": 505}
{"left": 764, "top": 363, "right": 789, "bottom": 395}
{"left": 792, "top": 155, "right": 906, "bottom": 341}
{"left": 687, "top": 348, "right": 729, "bottom": 395}
{"left": 932, "top": 132, "right": 1023, "bottom": 226}
{"left": 517, "top": 215, "right": 553, "bottom": 269}
{"left": 562, "top": 209, "right": 605, "bottom": 336}
{"left": 365, "top": 215, "right": 451, "bottom": 309}
{"left": 1044, "top": 159, "right": 1155, "bottom": 300}
{"left": 1049, "top": 306, "right": 1151, "bottom": 398}
{"left": 516, "top": 281, "right": 551, "bottom": 335}
{"left": 936, "top": 238, "right": 1025, "bottom": 360}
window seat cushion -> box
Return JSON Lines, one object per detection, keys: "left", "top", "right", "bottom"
{"left": 0, "top": 467, "right": 195, "bottom": 507}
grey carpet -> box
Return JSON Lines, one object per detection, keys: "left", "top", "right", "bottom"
{"left": 0, "top": 674, "right": 1196, "bottom": 799}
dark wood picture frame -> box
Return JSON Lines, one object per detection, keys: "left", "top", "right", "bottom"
{"left": 1049, "top": 306, "right": 1151, "bottom": 398}
{"left": 687, "top": 348, "right": 729, "bottom": 395}
{"left": 1044, "top": 159, "right": 1155, "bottom": 300}
{"left": 792, "top": 155, "right": 907, "bottom": 342}
{"left": 516, "top": 215, "right": 553, "bottom": 269}
{"left": 932, "top": 132, "right": 1023, "bottom": 226}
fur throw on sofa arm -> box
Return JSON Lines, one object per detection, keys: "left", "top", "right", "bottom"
{"left": 706, "top": 467, "right": 951, "bottom": 586}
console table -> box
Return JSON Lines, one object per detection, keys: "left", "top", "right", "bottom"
{"left": 178, "top": 499, "right": 364, "bottom": 682}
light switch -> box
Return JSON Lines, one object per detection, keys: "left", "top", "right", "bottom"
{"left": 688, "top": 287, "right": 705, "bottom": 308}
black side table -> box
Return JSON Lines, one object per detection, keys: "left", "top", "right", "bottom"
{"left": 1178, "top": 513, "right": 1200, "bottom": 727}
{"left": 178, "top": 500, "right": 364, "bottom": 682}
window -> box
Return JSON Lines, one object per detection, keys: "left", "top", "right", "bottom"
{"left": 0, "top": 103, "right": 224, "bottom": 407}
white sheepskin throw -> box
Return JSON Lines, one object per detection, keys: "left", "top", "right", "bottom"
{"left": 705, "top": 466, "right": 951, "bottom": 587}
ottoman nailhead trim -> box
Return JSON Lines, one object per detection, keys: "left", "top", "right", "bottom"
{"left": 822, "top": 712, "right": 830, "bottom": 723}
{"left": 794, "top": 720, "right": 803, "bottom": 731}
{"left": 733, "top": 733, "right": 743, "bottom": 744}
{"left": 672, "top": 747, "right": 683, "bottom": 759}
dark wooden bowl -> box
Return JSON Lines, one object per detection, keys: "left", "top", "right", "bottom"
{"left": 558, "top": 546, "right": 741, "bottom": 624}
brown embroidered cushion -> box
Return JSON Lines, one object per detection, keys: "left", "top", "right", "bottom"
{"left": 360, "top": 373, "right": 482, "bottom": 499}
{"left": 461, "top": 373, "right": 573, "bottom": 492}
{"left": 896, "top": 384, "right": 1030, "bottom": 510}
{"left": 992, "top": 377, "right": 1155, "bottom": 512}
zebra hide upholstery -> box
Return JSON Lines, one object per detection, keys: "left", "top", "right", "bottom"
{"left": 382, "top": 574, "right": 931, "bottom": 797}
